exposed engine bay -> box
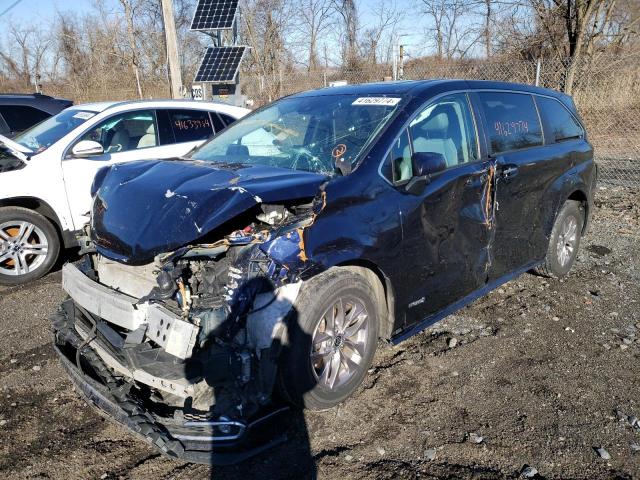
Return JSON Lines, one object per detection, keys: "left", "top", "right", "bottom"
{"left": 51, "top": 197, "right": 323, "bottom": 463}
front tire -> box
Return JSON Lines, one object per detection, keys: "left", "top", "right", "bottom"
{"left": 535, "top": 200, "right": 584, "bottom": 278}
{"left": 0, "top": 207, "right": 60, "bottom": 286}
{"left": 279, "top": 268, "right": 379, "bottom": 410}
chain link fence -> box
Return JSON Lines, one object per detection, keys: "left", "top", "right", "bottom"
{"left": 42, "top": 53, "right": 639, "bottom": 186}
{"left": 241, "top": 54, "right": 640, "bottom": 187}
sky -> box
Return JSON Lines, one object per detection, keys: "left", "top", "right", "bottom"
{"left": 0, "top": 0, "right": 94, "bottom": 24}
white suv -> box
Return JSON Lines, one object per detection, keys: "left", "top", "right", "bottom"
{"left": 0, "top": 99, "right": 248, "bottom": 285}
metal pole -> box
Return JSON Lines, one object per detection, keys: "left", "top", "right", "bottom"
{"left": 392, "top": 34, "right": 398, "bottom": 81}
{"left": 535, "top": 58, "right": 542, "bottom": 86}
{"left": 399, "top": 44, "right": 405, "bottom": 80}
{"left": 161, "top": 0, "right": 183, "bottom": 99}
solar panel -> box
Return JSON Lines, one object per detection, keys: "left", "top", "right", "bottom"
{"left": 191, "top": 0, "right": 239, "bottom": 30}
{"left": 194, "top": 46, "right": 246, "bottom": 83}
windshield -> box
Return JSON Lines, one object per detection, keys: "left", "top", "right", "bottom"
{"left": 189, "top": 94, "right": 402, "bottom": 175}
{"left": 13, "top": 109, "right": 97, "bottom": 153}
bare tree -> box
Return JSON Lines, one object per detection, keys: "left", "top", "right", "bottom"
{"left": 334, "top": 0, "right": 361, "bottom": 69}
{"left": 294, "top": 0, "right": 334, "bottom": 71}
{"left": 242, "top": 0, "right": 292, "bottom": 102}
{"left": 0, "top": 25, "right": 51, "bottom": 90}
{"left": 361, "top": 0, "right": 403, "bottom": 64}
{"left": 526, "top": 0, "right": 639, "bottom": 93}
{"left": 0, "top": 28, "right": 32, "bottom": 88}
{"left": 1, "top": 0, "right": 638, "bottom": 105}
{"left": 421, "top": 0, "right": 479, "bottom": 59}
{"left": 483, "top": 0, "right": 492, "bottom": 57}
{"left": 607, "top": 0, "right": 640, "bottom": 50}
{"left": 118, "top": 0, "right": 144, "bottom": 98}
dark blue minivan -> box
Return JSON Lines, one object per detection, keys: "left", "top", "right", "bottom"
{"left": 53, "top": 80, "right": 596, "bottom": 463}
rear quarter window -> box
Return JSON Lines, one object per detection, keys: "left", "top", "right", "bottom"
{"left": 218, "top": 113, "right": 236, "bottom": 126}
{"left": 479, "top": 92, "right": 543, "bottom": 154}
{"left": 535, "top": 96, "right": 584, "bottom": 143}
{"left": 210, "top": 112, "right": 226, "bottom": 133}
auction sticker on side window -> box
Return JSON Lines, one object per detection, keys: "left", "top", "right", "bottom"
{"left": 352, "top": 97, "right": 401, "bottom": 106}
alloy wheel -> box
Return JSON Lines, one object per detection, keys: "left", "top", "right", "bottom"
{"left": 556, "top": 215, "right": 578, "bottom": 267}
{"left": 0, "top": 221, "right": 49, "bottom": 276}
{"left": 310, "top": 296, "right": 370, "bottom": 391}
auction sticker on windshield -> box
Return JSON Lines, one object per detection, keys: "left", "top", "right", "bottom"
{"left": 352, "top": 97, "right": 401, "bottom": 106}
{"left": 73, "top": 111, "right": 95, "bottom": 120}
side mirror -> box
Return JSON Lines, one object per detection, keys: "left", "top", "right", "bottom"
{"left": 71, "top": 140, "right": 104, "bottom": 158}
{"left": 412, "top": 151, "right": 447, "bottom": 176}
{"left": 404, "top": 152, "right": 447, "bottom": 195}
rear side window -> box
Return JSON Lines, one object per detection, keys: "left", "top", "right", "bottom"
{"left": 168, "top": 109, "right": 213, "bottom": 143}
{"left": 536, "top": 96, "right": 583, "bottom": 142}
{"left": 479, "top": 92, "right": 543, "bottom": 154}
{"left": 0, "top": 105, "right": 50, "bottom": 132}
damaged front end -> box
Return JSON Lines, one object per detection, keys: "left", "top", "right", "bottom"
{"left": 51, "top": 197, "right": 322, "bottom": 464}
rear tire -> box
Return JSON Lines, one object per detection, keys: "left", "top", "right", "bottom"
{"left": 278, "top": 268, "right": 379, "bottom": 411}
{"left": 535, "top": 200, "right": 584, "bottom": 278}
{"left": 0, "top": 207, "right": 60, "bottom": 286}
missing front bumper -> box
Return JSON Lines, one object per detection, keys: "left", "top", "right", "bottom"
{"left": 61, "top": 262, "right": 198, "bottom": 359}
{"left": 51, "top": 304, "right": 289, "bottom": 465}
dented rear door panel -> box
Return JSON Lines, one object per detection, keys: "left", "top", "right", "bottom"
{"left": 490, "top": 146, "right": 566, "bottom": 278}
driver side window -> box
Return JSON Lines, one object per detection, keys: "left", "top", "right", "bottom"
{"left": 78, "top": 110, "right": 158, "bottom": 154}
{"left": 385, "top": 93, "right": 478, "bottom": 183}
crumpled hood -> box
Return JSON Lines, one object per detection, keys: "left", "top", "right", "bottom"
{"left": 91, "top": 159, "right": 327, "bottom": 264}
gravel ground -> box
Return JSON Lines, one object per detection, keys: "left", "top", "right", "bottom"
{"left": 0, "top": 185, "right": 638, "bottom": 480}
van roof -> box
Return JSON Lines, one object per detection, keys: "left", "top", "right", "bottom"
{"left": 290, "top": 79, "right": 570, "bottom": 102}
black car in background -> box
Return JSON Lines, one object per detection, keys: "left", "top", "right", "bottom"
{"left": 0, "top": 93, "right": 72, "bottom": 136}
{"left": 52, "top": 80, "right": 596, "bottom": 464}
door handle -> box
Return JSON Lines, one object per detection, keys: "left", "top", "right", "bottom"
{"left": 500, "top": 165, "right": 518, "bottom": 178}
{"left": 465, "top": 172, "right": 487, "bottom": 187}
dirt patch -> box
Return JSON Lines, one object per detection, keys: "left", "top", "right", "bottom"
{"left": 0, "top": 185, "right": 639, "bottom": 479}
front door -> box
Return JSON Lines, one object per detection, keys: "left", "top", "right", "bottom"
{"left": 61, "top": 109, "right": 166, "bottom": 230}
{"left": 384, "top": 93, "right": 497, "bottom": 328}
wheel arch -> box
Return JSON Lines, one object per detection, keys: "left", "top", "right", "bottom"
{"left": 334, "top": 259, "right": 396, "bottom": 341}
{"left": 566, "top": 188, "right": 589, "bottom": 234}
{"left": 0, "top": 197, "right": 66, "bottom": 245}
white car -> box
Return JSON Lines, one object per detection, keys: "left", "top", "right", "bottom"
{"left": 0, "top": 99, "right": 249, "bottom": 285}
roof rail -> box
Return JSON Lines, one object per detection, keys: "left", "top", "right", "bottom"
{"left": 0, "top": 92, "right": 53, "bottom": 98}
